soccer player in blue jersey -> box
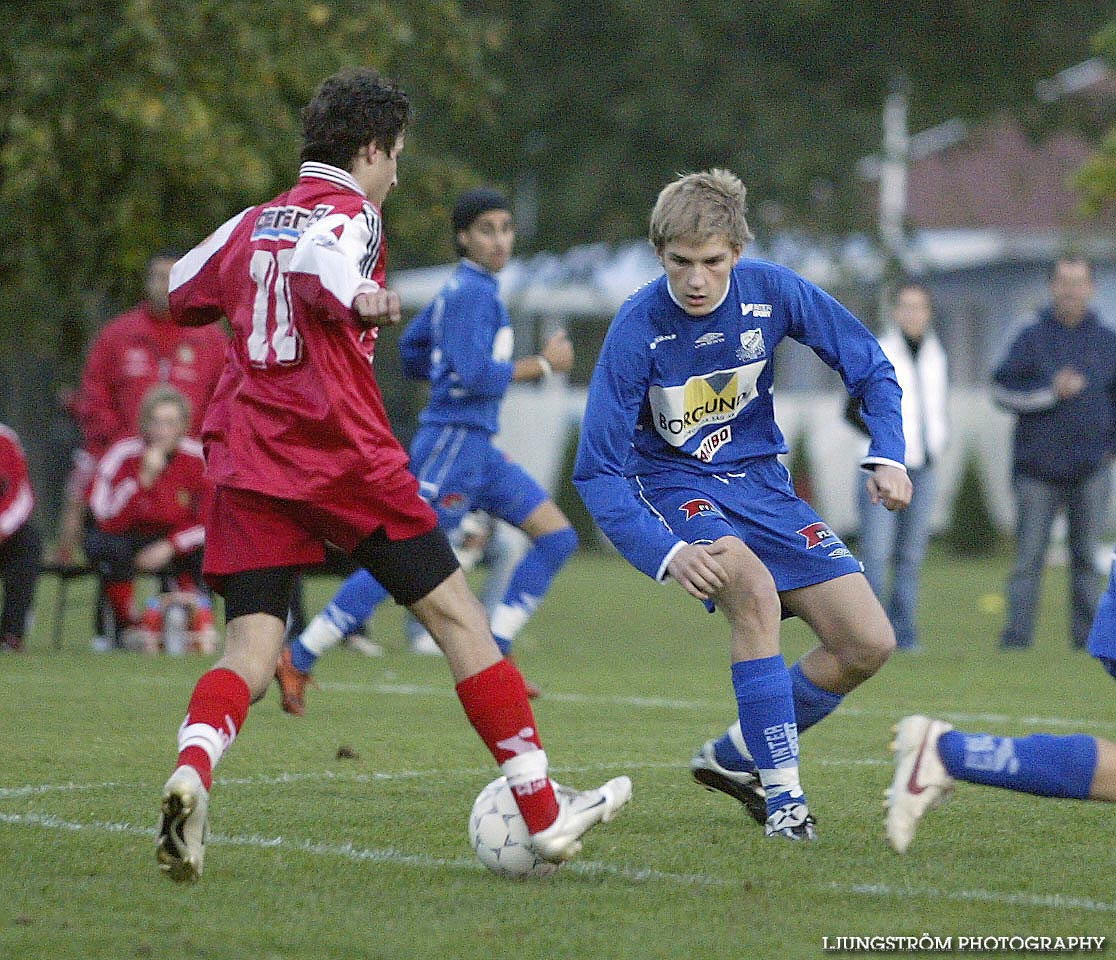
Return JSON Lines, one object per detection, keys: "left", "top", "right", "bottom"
{"left": 573, "top": 169, "right": 913, "bottom": 840}
{"left": 276, "top": 188, "right": 577, "bottom": 713}
{"left": 887, "top": 567, "right": 1116, "bottom": 852}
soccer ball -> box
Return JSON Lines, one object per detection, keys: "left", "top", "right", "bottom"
{"left": 468, "top": 776, "right": 559, "bottom": 879}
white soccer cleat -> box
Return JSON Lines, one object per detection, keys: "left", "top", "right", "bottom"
{"left": 156, "top": 766, "right": 209, "bottom": 882}
{"left": 886, "top": 715, "right": 955, "bottom": 854}
{"left": 529, "top": 776, "right": 633, "bottom": 863}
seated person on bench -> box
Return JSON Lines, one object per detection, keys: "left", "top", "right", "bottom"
{"left": 86, "top": 386, "right": 211, "bottom": 650}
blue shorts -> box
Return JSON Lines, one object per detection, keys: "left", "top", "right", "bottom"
{"left": 632, "top": 457, "right": 862, "bottom": 592}
{"left": 1087, "top": 558, "right": 1116, "bottom": 677}
{"left": 410, "top": 425, "right": 548, "bottom": 534}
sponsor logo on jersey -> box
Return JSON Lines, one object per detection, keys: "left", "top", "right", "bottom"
{"left": 797, "top": 521, "right": 838, "bottom": 549}
{"left": 694, "top": 331, "right": 724, "bottom": 348}
{"left": 252, "top": 202, "right": 333, "bottom": 242}
{"left": 678, "top": 498, "right": 721, "bottom": 520}
{"left": 649, "top": 333, "right": 677, "bottom": 350}
{"left": 649, "top": 362, "right": 765, "bottom": 448}
{"left": 737, "top": 328, "right": 766, "bottom": 362}
{"left": 176, "top": 489, "right": 191, "bottom": 508}
{"left": 741, "top": 303, "right": 772, "bottom": 318}
{"left": 696, "top": 425, "right": 732, "bottom": 462}
{"left": 439, "top": 492, "right": 467, "bottom": 510}
{"left": 827, "top": 547, "right": 852, "bottom": 559}
{"left": 177, "top": 344, "right": 195, "bottom": 365}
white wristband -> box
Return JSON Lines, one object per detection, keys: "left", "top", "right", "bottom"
{"left": 536, "top": 356, "right": 553, "bottom": 379}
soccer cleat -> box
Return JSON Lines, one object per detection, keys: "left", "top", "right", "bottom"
{"left": 408, "top": 630, "right": 443, "bottom": 656}
{"left": 344, "top": 633, "right": 384, "bottom": 657}
{"left": 886, "top": 715, "right": 956, "bottom": 853}
{"left": 529, "top": 776, "right": 633, "bottom": 863}
{"left": 764, "top": 801, "right": 818, "bottom": 841}
{"left": 156, "top": 766, "right": 209, "bottom": 883}
{"left": 690, "top": 738, "right": 767, "bottom": 825}
{"left": 275, "top": 645, "right": 314, "bottom": 716}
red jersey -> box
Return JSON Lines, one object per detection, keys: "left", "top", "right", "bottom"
{"left": 76, "top": 300, "right": 227, "bottom": 458}
{"left": 168, "top": 162, "right": 410, "bottom": 502}
{"left": 88, "top": 436, "right": 210, "bottom": 554}
{"left": 0, "top": 425, "right": 34, "bottom": 542}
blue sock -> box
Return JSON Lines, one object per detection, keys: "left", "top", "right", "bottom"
{"left": 290, "top": 569, "right": 389, "bottom": 672}
{"left": 711, "top": 662, "right": 843, "bottom": 770}
{"left": 731, "top": 655, "right": 803, "bottom": 812}
{"left": 937, "top": 731, "right": 1098, "bottom": 799}
{"left": 788, "top": 661, "right": 844, "bottom": 733}
{"left": 490, "top": 526, "right": 577, "bottom": 655}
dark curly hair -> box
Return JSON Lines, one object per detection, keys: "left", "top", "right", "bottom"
{"left": 300, "top": 68, "right": 413, "bottom": 170}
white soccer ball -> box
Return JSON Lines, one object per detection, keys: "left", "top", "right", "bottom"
{"left": 468, "top": 776, "right": 560, "bottom": 879}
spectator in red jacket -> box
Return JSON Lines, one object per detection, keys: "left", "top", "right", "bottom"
{"left": 0, "top": 424, "right": 41, "bottom": 652}
{"left": 54, "top": 252, "right": 226, "bottom": 563}
{"left": 85, "top": 386, "right": 211, "bottom": 647}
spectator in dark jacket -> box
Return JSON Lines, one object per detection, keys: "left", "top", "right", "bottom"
{"left": 992, "top": 256, "right": 1116, "bottom": 650}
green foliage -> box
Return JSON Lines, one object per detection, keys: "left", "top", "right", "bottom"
{"left": 0, "top": 0, "right": 497, "bottom": 352}
{"left": 5, "top": 553, "right": 1116, "bottom": 958}
{"left": 946, "top": 451, "right": 1000, "bottom": 556}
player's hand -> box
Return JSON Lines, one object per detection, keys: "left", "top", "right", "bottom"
{"left": 540, "top": 330, "right": 574, "bottom": 374}
{"left": 868, "top": 464, "right": 913, "bottom": 511}
{"left": 353, "top": 288, "right": 402, "bottom": 328}
{"left": 667, "top": 542, "right": 727, "bottom": 601}
{"left": 1053, "top": 367, "right": 1087, "bottom": 399}
{"left": 140, "top": 446, "right": 170, "bottom": 488}
{"left": 135, "top": 539, "right": 175, "bottom": 573}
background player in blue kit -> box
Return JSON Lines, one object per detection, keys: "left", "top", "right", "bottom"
{"left": 277, "top": 188, "right": 577, "bottom": 713}
{"left": 574, "top": 169, "right": 913, "bottom": 840}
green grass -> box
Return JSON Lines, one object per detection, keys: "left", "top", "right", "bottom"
{"left": 2, "top": 547, "right": 1114, "bottom": 959}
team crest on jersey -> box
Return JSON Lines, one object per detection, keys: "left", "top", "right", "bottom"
{"left": 797, "top": 521, "right": 838, "bottom": 549}
{"left": 176, "top": 489, "right": 191, "bottom": 508}
{"left": 177, "top": 344, "right": 195, "bottom": 365}
{"left": 737, "top": 328, "right": 766, "bottom": 363}
{"left": 678, "top": 498, "right": 721, "bottom": 520}
{"left": 694, "top": 331, "right": 724, "bottom": 348}
{"left": 439, "top": 492, "right": 467, "bottom": 511}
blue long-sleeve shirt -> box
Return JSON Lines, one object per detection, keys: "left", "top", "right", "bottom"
{"left": 992, "top": 307, "right": 1116, "bottom": 483}
{"left": 399, "top": 260, "right": 515, "bottom": 434}
{"left": 573, "top": 258, "right": 905, "bottom": 580}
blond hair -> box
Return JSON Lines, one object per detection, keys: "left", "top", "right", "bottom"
{"left": 648, "top": 169, "right": 754, "bottom": 253}
{"left": 139, "top": 384, "right": 191, "bottom": 434}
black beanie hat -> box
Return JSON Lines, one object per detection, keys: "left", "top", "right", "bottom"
{"left": 451, "top": 188, "right": 510, "bottom": 232}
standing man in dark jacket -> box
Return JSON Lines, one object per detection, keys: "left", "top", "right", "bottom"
{"left": 993, "top": 256, "right": 1116, "bottom": 650}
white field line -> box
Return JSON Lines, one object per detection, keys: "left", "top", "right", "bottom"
{"left": 322, "top": 682, "right": 1116, "bottom": 735}
{"left": 2, "top": 807, "right": 1115, "bottom": 913}
{"left": 0, "top": 758, "right": 886, "bottom": 800}
{"left": 19, "top": 672, "right": 1116, "bottom": 733}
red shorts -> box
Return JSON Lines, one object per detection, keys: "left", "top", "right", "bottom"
{"left": 202, "top": 475, "right": 438, "bottom": 579}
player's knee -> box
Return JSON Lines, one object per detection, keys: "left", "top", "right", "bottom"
{"left": 841, "top": 620, "right": 896, "bottom": 676}
{"left": 716, "top": 538, "right": 781, "bottom": 626}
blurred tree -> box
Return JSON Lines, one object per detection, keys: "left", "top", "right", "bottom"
{"left": 464, "top": 0, "right": 1114, "bottom": 254}
{"left": 1074, "top": 21, "right": 1116, "bottom": 212}
{"left": 0, "top": 0, "right": 498, "bottom": 363}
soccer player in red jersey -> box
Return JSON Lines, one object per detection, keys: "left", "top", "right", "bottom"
{"left": 155, "top": 67, "right": 629, "bottom": 883}
{"left": 0, "top": 424, "right": 40, "bottom": 652}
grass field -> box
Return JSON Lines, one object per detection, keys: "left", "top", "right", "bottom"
{"left": 3, "top": 547, "right": 1114, "bottom": 959}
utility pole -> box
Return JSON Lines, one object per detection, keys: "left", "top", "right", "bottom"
{"left": 879, "top": 74, "right": 910, "bottom": 266}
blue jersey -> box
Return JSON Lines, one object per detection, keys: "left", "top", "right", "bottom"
{"left": 400, "top": 260, "right": 514, "bottom": 434}
{"left": 574, "top": 258, "right": 905, "bottom": 580}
